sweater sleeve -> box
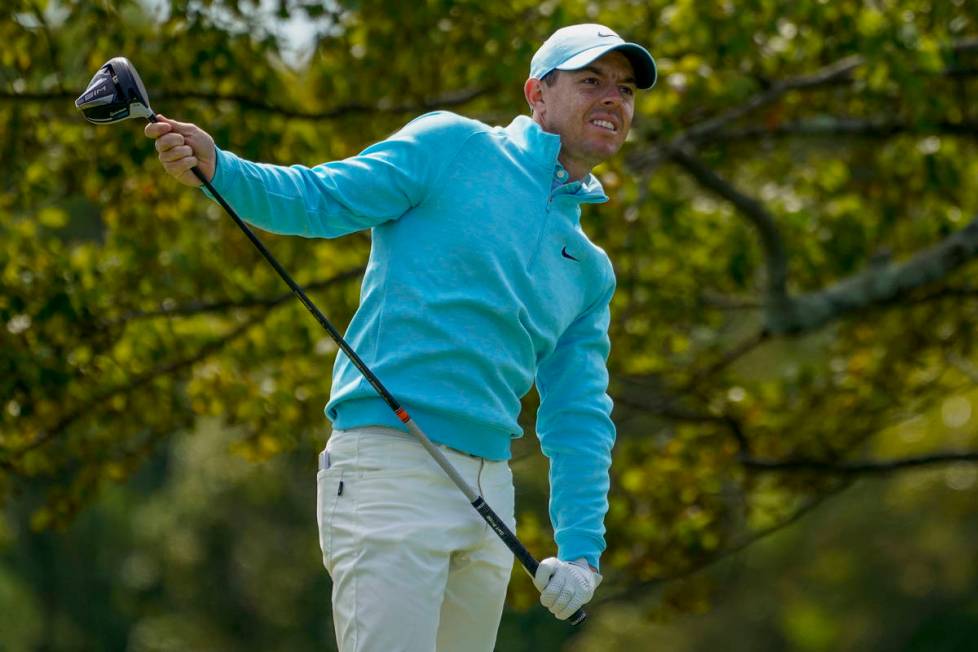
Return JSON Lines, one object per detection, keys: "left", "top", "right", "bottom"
{"left": 534, "top": 279, "right": 617, "bottom": 571}
{"left": 202, "top": 111, "right": 475, "bottom": 238}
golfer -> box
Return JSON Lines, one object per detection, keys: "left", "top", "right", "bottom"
{"left": 146, "top": 24, "right": 655, "bottom": 652}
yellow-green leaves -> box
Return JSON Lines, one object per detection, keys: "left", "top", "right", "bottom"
{"left": 3, "top": 1, "right": 978, "bottom": 648}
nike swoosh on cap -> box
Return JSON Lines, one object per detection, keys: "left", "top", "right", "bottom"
{"left": 561, "top": 246, "right": 579, "bottom": 261}
{"left": 597, "top": 32, "right": 617, "bottom": 37}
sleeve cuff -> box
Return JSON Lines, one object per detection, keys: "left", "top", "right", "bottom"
{"left": 558, "top": 541, "right": 602, "bottom": 572}
{"left": 199, "top": 146, "right": 228, "bottom": 200}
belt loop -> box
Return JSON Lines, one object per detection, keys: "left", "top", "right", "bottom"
{"left": 476, "top": 458, "right": 485, "bottom": 498}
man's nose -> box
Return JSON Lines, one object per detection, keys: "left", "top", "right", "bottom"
{"left": 601, "top": 86, "right": 624, "bottom": 105}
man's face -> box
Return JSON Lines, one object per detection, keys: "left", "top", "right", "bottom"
{"left": 526, "top": 51, "right": 637, "bottom": 176}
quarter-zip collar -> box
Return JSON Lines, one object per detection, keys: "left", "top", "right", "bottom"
{"left": 505, "top": 115, "right": 562, "bottom": 166}
{"left": 504, "top": 115, "right": 609, "bottom": 206}
{"left": 552, "top": 160, "right": 608, "bottom": 205}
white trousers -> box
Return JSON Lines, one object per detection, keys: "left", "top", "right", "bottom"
{"left": 317, "top": 426, "right": 516, "bottom": 652}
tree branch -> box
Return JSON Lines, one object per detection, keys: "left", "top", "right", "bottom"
{"left": 0, "top": 456, "right": 25, "bottom": 478}
{"left": 613, "top": 375, "right": 752, "bottom": 454}
{"left": 682, "top": 55, "right": 865, "bottom": 144}
{"left": 612, "top": 393, "right": 726, "bottom": 425}
{"left": 681, "top": 329, "right": 770, "bottom": 391}
{"left": 773, "top": 214, "right": 978, "bottom": 333}
{"left": 699, "top": 290, "right": 763, "bottom": 310}
{"left": 628, "top": 54, "right": 864, "bottom": 172}
{"left": 951, "top": 36, "right": 978, "bottom": 53}
{"left": 29, "top": 1, "right": 64, "bottom": 94}
{"left": 106, "top": 266, "right": 364, "bottom": 325}
{"left": 629, "top": 39, "right": 978, "bottom": 171}
{"left": 5, "top": 313, "right": 267, "bottom": 459}
{"left": 713, "top": 118, "right": 978, "bottom": 142}
{"left": 723, "top": 415, "right": 752, "bottom": 456}
{"left": 946, "top": 352, "right": 978, "bottom": 385}
{"left": 8, "top": 263, "right": 368, "bottom": 458}
{"left": 741, "top": 450, "right": 978, "bottom": 475}
{"left": 666, "top": 146, "right": 790, "bottom": 310}
{"left": 658, "top": 155, "right": 978, "bottom": 336}
{"left": 594, "top": 482, "right": 848, "bottom": 607}
{"left": 0, "top": 86, "right": 496, "bottom": 121}
{"left": 905, "top": 285, "right": 978, "bottom": 305}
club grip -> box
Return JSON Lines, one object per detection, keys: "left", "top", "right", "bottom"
{"left": 471, "top": 497, "right": 587, "bottom": 625}
{"left": 569, "top": 606, "right": 587, "bottom": 626}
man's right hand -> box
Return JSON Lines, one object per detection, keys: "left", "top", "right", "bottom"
{"left": 144, "top": 114, "right": 216, "bottom": 187}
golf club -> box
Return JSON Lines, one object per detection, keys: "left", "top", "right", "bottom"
{"left": 76, "top": 56, "right": 587, "bottom": 626}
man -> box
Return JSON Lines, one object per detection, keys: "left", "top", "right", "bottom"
{"left": 146, "top": 23, "right": 655, "bottom": 652}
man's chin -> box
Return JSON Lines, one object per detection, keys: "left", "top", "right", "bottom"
{"left": 584, "top": 141, "right": 624, "bottom": 164}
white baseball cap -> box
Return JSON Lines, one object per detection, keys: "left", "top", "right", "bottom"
{"left": 530, "top": 24, "right": 657, "bottom": 89}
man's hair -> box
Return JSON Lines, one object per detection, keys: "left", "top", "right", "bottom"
{"left": 541, "top": 69, "right": 561, "bottom": 86}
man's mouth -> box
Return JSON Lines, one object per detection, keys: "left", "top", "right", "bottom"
{"left": 589, "top": 119, "right": 617, "bottom": 132}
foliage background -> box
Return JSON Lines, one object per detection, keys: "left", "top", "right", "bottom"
{"left": 3, "top": 0, "right": 978, "bottom": 650}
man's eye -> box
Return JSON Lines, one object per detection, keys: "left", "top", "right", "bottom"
{"left": 582, "top": 77, "right": 598, "bottom": 84}
{"left": 620, "top": 86, "right": 634, "bottom": 96}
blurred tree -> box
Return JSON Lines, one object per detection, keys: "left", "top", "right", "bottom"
{"left": 569, "top": 410, "right": 978, "bottom": 651}
{"left": 2, "top": 0, "right": 978, "bottom": 648}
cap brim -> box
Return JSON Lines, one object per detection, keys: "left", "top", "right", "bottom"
{"left": 555, "top": 42, "right": 657, "bottom": 89}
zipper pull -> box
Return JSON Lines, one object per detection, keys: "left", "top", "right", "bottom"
{"left": 337, "top": 481, "right": 344, "bottom": 496}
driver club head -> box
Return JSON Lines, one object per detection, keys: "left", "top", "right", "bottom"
{"left": 75, "top": 57, "right": 154, "bottom": 124}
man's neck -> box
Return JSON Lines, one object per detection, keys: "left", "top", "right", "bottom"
{"left": 557, "top": 153, "right": 590, "bottom": 182}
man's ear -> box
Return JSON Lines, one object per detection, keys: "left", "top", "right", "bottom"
{"left": 524, "top": 77, "right": 545, "bottom": 115}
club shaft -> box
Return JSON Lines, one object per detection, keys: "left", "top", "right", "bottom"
{"left": 154, "top": 116, "right": 585, "bottom": 624}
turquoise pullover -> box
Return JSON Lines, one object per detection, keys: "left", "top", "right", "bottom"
{"left": 206, "top": 111, "right": 616, "bottom": 569}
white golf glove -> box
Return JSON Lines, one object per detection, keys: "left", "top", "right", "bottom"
{"left": 532, "top": 557, "right": 602, "bottom": 620}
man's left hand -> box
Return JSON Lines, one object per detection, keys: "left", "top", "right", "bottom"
{"left": 532, "top": 557, "right": 602, "bottom": 620}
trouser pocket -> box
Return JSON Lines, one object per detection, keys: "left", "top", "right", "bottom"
{"left": 316, "top": 466, "right": 344, "bottom": 573}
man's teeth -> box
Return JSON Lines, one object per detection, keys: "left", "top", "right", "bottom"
{"left": 591, "top": 119, "right": 616, "bottom": 131}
